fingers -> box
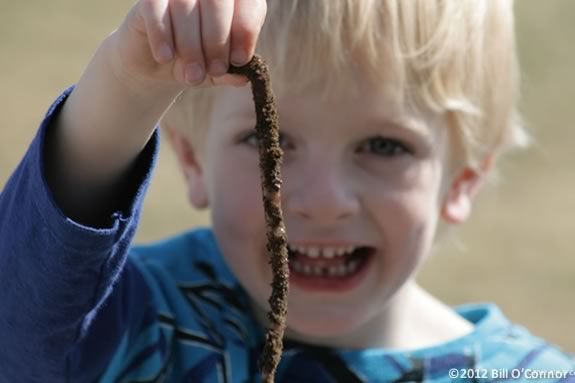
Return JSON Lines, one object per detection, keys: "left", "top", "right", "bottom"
{"left": 140, "top": 0, "right": 175, "bottom": 64}
{"left": 200, "top": 0, "right": 234, "bottom": 77}
{"left": 170, "top": 0, "right": 206, "bottom": 84}
{"left": 136, "top": 0, "right": 267, "bottom": 85}
{"left": 230, "top": 0, "right": 267, "bottom": 66}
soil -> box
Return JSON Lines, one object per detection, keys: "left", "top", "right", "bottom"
{"left": 229, "top": 55, "right": 289, "bottom": 383}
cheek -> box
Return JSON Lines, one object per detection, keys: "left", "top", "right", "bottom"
{"left": 369, "top": 166, "right": 443, "bottom": 258}
{"left": 207, "top": 155, "right": 272, "bottom": 293}
{"left": 368, "top": 188, "right": 440, "bottom": 302}
{"left": 209, "top": 156, "right": 264, "bottom": 244}
{"left": 208, "top": 157, "right": 275, "bottom": 316}
{"left": 396, "top": 192, "right": 440, "bottom": 259}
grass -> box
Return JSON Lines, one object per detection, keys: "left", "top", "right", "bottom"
{"left": 0, "top": 0, "right": 573, "bottom": 351}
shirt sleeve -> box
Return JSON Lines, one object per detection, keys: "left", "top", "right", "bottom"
{"left": 0, "top": 87, "right": 159, "bottom": 383}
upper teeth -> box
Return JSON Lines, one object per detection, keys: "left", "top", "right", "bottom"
{"left": 288, "top": 244, "right": 357, "bottom": 258}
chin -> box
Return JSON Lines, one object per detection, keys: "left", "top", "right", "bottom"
{"left": 284, "top": 308, "right": 371, "bottom": 347}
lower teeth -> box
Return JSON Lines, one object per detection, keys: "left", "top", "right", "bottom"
{"left": 291, "top": 260, "right": 359, "bottom": 277}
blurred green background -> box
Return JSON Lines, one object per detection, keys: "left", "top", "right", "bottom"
{"left": 1, "top": 1, "right": 573, "bottom": 350}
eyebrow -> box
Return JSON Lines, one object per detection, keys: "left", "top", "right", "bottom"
{"left": 366, "top": 116, "right": 432, "bottom": 138}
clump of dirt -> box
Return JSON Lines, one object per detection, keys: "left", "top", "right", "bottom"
{"left": 229, "top": 55, "right": 289, "bottom": 383}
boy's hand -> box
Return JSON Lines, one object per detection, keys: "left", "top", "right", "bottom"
{"left": 111, "top": 0, "right": 267, "bottom": 91}
{"left": 49, "top": 0, "right": 267, "bottom": 225}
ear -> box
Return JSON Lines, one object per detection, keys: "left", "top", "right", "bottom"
{"left": 441, "top": 155, "right": 494, "bottom": 224}
{"left": 164, "top": 125, "right": 209, "bottom": 209}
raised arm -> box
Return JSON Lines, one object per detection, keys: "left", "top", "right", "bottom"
{"left": 0, "top": 1, "right": 266, "bottom": 381}
{"left": 50, "top": 0, "right": 266, "bottom": 225}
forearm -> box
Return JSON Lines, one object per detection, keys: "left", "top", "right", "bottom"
{"left": 48, "top": 34, "right": 180, "bottom": 224}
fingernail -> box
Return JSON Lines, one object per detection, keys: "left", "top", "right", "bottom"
{"left": 230, "top": 49, "right": 248, "bottom": 66}
{"left": 157, "top": 43, "right": 173, "bottom": 62}
{"left": 209, "top": 60, "right": 228, "bottom": 77}
{"left": 185, "top": 63, "right": 205, "bottom": 84}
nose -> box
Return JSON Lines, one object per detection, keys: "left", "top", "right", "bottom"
{"left": 284, "top": 158, "right": 360, "bottom": 224}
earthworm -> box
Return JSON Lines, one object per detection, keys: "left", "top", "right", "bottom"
{"left": 229, "top": 55, "right": 289, "bottom": 383}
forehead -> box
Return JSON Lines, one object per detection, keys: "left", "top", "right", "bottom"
{"left": 210, "top": 75, "right": 439, "bottom": 140}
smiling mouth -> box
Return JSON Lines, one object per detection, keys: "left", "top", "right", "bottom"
{"left": 286, "top": 245, "right": 375, "bottom": 289}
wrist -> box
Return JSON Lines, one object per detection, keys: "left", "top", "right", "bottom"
{"left": 101, "top": 31, "right": 183, "bottom": 107}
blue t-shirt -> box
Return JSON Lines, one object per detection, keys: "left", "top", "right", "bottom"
{"left": 0, "top": 89, "right": 573, "bottom": 382}
{"left": 106, "top": 229, "right": 575, "bottom": 383}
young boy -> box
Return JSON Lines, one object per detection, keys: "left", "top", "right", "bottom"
{"left": 0, "top": 0, "right": 573, "bottom": 382}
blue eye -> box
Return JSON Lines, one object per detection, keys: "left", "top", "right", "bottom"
{"left": 359, "top": 136, "right": 409, "bottom": 156}
{"left": 241, "top": 131, "right": 260, "bottom": 148}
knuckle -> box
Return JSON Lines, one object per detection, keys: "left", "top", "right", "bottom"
{"left": 170, "top": 0, "right": 190, "bottom": 10}
{"left": 173, "top": 31, "right": 202, "bottom": 61}
{"left": 202, "top": 32, "right": 230, "bottom": 59}
{"left": 231, "top": 22, "right": 252, "bottom": 42}
{"left": 147, "top": 18, "right": 166, "bottom": 34}
{"left": 233, "top": 7, "right": 264, "bottom": 38}
{"left": 203, "top": 37, "right": 229, "bottom": 57}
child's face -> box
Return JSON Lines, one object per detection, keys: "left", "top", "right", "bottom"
{"left": 175, "top": 74, "right": 477, "bottom": 346}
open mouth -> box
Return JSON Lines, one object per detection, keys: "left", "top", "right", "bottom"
{"left": 287, "top": 244, "right": 375, "bottom": 290}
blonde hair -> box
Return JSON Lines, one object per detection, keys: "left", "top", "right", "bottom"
{"left": 162, "top": 0, "right": 528, "bottom": 170}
